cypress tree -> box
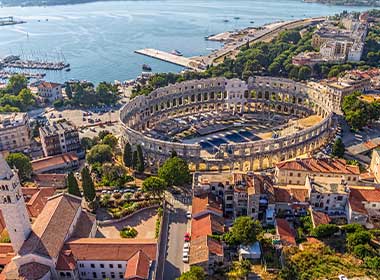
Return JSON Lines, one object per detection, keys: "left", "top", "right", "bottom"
{"left": 81, "top": 167, "right": 95, "bottom": 202}
{"left": 136, "top": 144, "right": 144, "bottom": 173}
{"left": 132, "top": 150, "right": 138, "bottom": 170}
{"left": 67, "top": 172, "right": 81, "bottom": 197}
{"left": 123, "top": 142, "right": 132, "bottom": 167}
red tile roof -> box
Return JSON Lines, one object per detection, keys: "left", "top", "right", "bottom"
{"left": 34, "top": 173, "right": 67, "bottom": 188}
{"left": 189, "top": 236, "right": 223, "bottom": 265}
{"left": 349, "top": 188, "right": 380, "bottom": 215}
{"left": 56, "top": 250, "right": 76, "bottom": 271}
{"left": 191, "top": 213, "right": 224, "bottom": 239}
{"left": 19, "top": 193, "right": 82, "bottom": 259}
{"left": 274, "top": 187, "right": 309, "bottom": 203}
{"left": 25, "top": 187, "right": 55, "bottom": 218}
{"left": 31, "top": 152, "right": 78, "bottom": 173}
{"left": 18, "top": 262, "right": 50, "bottom": 280}
{"left": 276, "top": 158, "right": 360, "bottom": 175}
{"left": 64, "top": 238, "right": 157, "bottom": 262}
{"left": 311, "top": 210, "right": 331, "bottom": 227}
{"left": 276, "top": 218, "right": 296, "bottom": 246}
{"left": 192, "top": 193, "right": 223, "bottom": 217}
{"left": 124, "top": 250, "right": 151, "bottom": 280}
{"left": 37, "top": 81, "right": 61, "bottom": 89}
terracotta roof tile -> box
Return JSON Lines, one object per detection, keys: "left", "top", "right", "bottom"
{"left": 124, "top": 250, "right": 151, "bottom": 280}
{"left": 311, "top": 210, "right": 331, "bottom": 227}
{"left": 38, "top": 81, "right": 61, "bottom": 89}
{"left": 276, "top": 218, "right": 296, "bottom": 246}
{"left": 31, "top": 152, "right": 78, "bottom": 173}
{"left": 71, "top": 210, "right": 96, "bottom": 239}
{"left": 25, "top": 187, "right": 55, "bottom": 218}
{"left": 189, "top": 236, "right": 223, "bottom": 265}
{"left": 274, "top": 187, "right": 309, "bottom": 203}
{"left": 191, "top": 213, "right": 224, "bottom": 239}
{"left": 192, "top": 193, "right": 223, "bottom": 217}
{"left": 56, "top": 250, "right": 76, "bottom": 271}
{"left": 64, "top": 238, "right": 157, "bottom": 261}
{"left": 276, "top": 157, "right": 360, "bottom": 175}
{"left": 18, "top": 262, "right": 50, "bottom": 280}
{"left": 19, "top": 193, "right": 82, "bottom": 259}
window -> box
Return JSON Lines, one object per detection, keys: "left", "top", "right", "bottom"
{"left": 60, "top": 272, "right": 65, "bottom": 277}
{"left": 117, "top": 264, "right": 122, "bottom": 269}
{"left": 298, "top": 173, "right": 301, "bottom": 177}
{"left": 79, "top": 263, "right": 84, "bottom": 268}
{"left": 119, "top": 272, "right": 124, "bottom": 279}
{"left": 81, "top": 272, "right": 86, "bottom": 276}
{"left": 100, "top": 264, "right": 104, "bottom": 268}
{"left": 111, "top": 272, "right": 115, "bottom": 279}
{"left": 337, "top": 196, "right": 343, "bottom": 201}
{"left": 289, "top": 172, "right": 293, "bottom": 176}
{"left": 92, "top": 272, "right": 97, "bottom": 278}
{"left": 373, "top": 204, "right": 377, "bottom": 207}
{"left": 101, "top": 272, "right": 106, "bottom": 279}
{"left": 109, "top": 264, "right": 114, "bottom": 268}
{"left": 91, "top": 264, "right": 95, "bottom": 268}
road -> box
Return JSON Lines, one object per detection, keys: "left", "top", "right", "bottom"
{"left": 160, "top": 192, "right": 190, "bottom": 280}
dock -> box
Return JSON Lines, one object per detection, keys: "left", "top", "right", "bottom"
{"left": 134, "top": 49, "right": 205, "bottom": 71}
{"left": 0, "top": 16, "right": 25, "bottom": 26}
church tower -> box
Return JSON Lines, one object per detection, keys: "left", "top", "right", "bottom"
{"left": 0, "top": 155, "right": 31, "bottom": 254}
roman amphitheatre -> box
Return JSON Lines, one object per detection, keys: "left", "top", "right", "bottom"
{"left": 120, "top": 76, "right": 335, "bottom": 172}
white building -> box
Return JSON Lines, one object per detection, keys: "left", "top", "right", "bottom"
{"left": 0, "top": 113, "right": 32, "bottom": 153}
{"left": 37, "top": 81, "right": 63, "bottom": 103}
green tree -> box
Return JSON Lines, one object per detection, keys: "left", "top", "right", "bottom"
{"left": 142, "top": 176, "right": 167, "bottom": 197}
{"left": 6, "top": 153, "right": 32, "bottom": 181}
{"left": 18, "top": 88, "right": 35, "bottom": 109}
{"left": 331, "top": 137, "right": 345, "bottom": 158}
{"left": 132, "top": 150, "right": 138, "bottom": 170}
{"left": 81, "top": 137, "right": 95, "bottom": 151}
{"left": 87, "top": 144, "right": 113, "bottom": 164}
{"left": 67, "top": 172, "right": 81, "bottom": 197}
{"left": 65, "top": 83, "right": 73, "bottom": 99}
{"left": 136, "top": 144, "right": 144, "bottom": 173}
{"left": 312, "top": 224, "right": 339, "bottom": 238}
{"left": 298, "top": 66, "right": 311, "bottom": 80}
{"left": 81, "top": 167, "right": 96, "bottom": 202}
{"left": 347, "top": 230, "right": 372, "bottom": 250}
{"left": 353, "top": 244, "right": 375, "bottom": 259}
{"left": 223, "top": 216, "right": 263, "bottom": 246}
{"left": 98, "top": 130, "right": 111, "bottom": 140}
{"left": 227, "top": 260, "right": 252, "bottom": 280}
{"left": 102, "top": 134, "right": 118, "bottom": 149}
{"left": 6, "top": 74, "right": 27, "bottom": 95}
{"left": 123, "top": 142, "right": 132, "bottom": 167}
{"left": 177, "top": 266, "right": 206, "bottom": 280}
{"left": 158, "top": 156, "right": 191, "bottom": 186}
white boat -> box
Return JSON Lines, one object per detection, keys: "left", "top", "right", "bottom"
{"left": 171, "top": 49, "right": 183, "bottom": 56}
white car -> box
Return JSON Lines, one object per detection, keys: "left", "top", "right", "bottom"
{"left": 182, "top": 255, "right": 189, "bottom": 263}
{"left": 183, "top": 244, "right": 190, "bottom": 253}
{"left": 338, "top": 275, "right": 348, "bottom": 280}
{"left": 186, "top": 211, "right": 191, "bottom": 219}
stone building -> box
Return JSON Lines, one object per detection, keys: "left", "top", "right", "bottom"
{"left": 39, "top": 121, "right": 81, "bottom": 157}
{"left": 37, "top": 81, "right": 63, "bottom": 103}
{"left": 0, "top": 113, "right": 31, "bottom": 153}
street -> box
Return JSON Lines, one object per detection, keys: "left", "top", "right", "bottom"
{"left": 161, "top": 192, "right": 191, "bottom": 280}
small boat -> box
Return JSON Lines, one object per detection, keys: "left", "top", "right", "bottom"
{"left": 171, "top": 49, "right": 183, "bottom": 56}
{"left": 223, "top": 19, "right": 229, "bottom": 23}
{"left": 142, "top": 64, "right": 152, "bottom": 71}
{"left": 250, "top": 21, "right": 255, "bottom": 24}
{"left": 65, "top": 68, "right": 71, "bottom": 72}
{"left": 234, "top": 17, "right": 240, "bottom": 20}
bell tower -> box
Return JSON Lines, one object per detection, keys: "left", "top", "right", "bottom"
{"left": 0, "top": 155, "right": 31, "bottom": 254}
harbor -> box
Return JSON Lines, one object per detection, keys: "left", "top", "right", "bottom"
{"left": 0, "top": 70, "right": 45, "bottom": 80}
{"left": 0, "top": 55, "right": 70, "bottom": 71}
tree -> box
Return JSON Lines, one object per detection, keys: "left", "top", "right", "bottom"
{"left": 223, "top": 216, "right": 263, "bottom": 246}
{"left": 81, "top": 167, "right": 96, "bottom": 202}
{"left": 81, "top": 137, "right": 95, "bottom": 151}
{"left": 331, "top": 137, "right": 345, "bottom": 158}
{"left": 347, "top": 230, "right": 372, "bottom": 250}
{"left": 312, "top": 224, "right": 339, "bottom": 238}
{"left": 353, "top": 244, "right": 375, "bottom": 259}
{"left": 65, "top": 83, "right": 73, "bottom": 99}
{"left": 142, "top": 176, "right": 167, "bottom": 197}
{"left": 6, "top": 153, "right": 32, "bottom": 181}
{"left": 102, "top": 134, "right": 118, "bottom": 149}
{"left": 298, "top": 66, "right": 311, "bottom": 80}
{"left": 132, "top": 150, "right": 138, "bottom": 170}
{"left": 136, "top": 144, "right": 144, "bottom": 173}
{"left": 67, "top": 172, "right": 81, "bottom": 197}
{"left": 123, "top": 142, "right": 132, "bottom": 167}
{"left": 6, "top": 74, "right": 27, "bottom": 95}
{"left": 18, "top": 88, "right": 35, "bottom": 109}
{"left": 158, "top": 156, "right": 191, "bottom": 186}
{"left": 98, "top": 130, "right": 111, "bottom": 140}
{"left": 177, "top": 266, "right": 206, "bottom": 280}
{"left": 87, "top": 144, "right": 113, "bottom": 164}
{"left": 227, "top": 260, "right": 252, "bottom": 280}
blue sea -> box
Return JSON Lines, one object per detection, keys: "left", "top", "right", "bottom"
{"left": 0, "top": 0, "right": 370, "bottom": 83}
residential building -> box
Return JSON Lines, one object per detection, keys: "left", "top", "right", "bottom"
{"left": 39, "top": 121, "right": 80, "bottom": 157}
{"left": 370, "top": 149, "right": 380, "bottom": 183}
{"left": 0, "top": 113, "right": 31, "bottom": 153}
{"left": 189, "top": 236, "right": 223, "bottom": 275}
{"left": 347, "top": 187, "right": 380, "bottom": 227}
{"left": 275, "top": 157, "right": 360, "bottom": 186}
{"left": 37, "top": 81, "right": 63, "bottom": 103}
{"left": 306, "top": 176, "right": 349, "bottom": 215}
{"left": 275, "top": 218, "right": 296, "bottom": 247}
{"left": 33, "top": 173, "right": 67, "bottom": 189}
{"left": 31, "top": 152, "right": 79, "bottom": 174}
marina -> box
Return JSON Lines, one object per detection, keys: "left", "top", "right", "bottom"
{"left": 0, "top": 70, "right": 45, "bottom": 80}
{"left": 0, "top": 55, "right": 70, "bottom": 71}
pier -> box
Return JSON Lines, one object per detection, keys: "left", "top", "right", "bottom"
{"left": 134, "top": 49, "right": 205, "bottom": 71}
{"left": 1, "top": 56, "right": 70, "bottom": 71}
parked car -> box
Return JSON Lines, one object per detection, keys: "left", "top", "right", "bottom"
{"left": 184, "top": 233, "right": 191, "bottom": 242}
{"left": 338, "top": 275, "right": 348, "bottom": 280}
{"left": 186, "top": 211, "right": 191, "bottom": 219}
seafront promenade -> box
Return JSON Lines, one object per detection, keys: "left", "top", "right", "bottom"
{"left": 135, "top": 16, "right": 326, "bottom": 71}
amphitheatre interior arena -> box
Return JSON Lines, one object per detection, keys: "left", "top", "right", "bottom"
{"left": 120, "top": 76, "right": 336, "bottom": 172}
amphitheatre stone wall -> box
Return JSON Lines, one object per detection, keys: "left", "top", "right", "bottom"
{"left": 120, "top": 76, "right": 335, "bottom": 172}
